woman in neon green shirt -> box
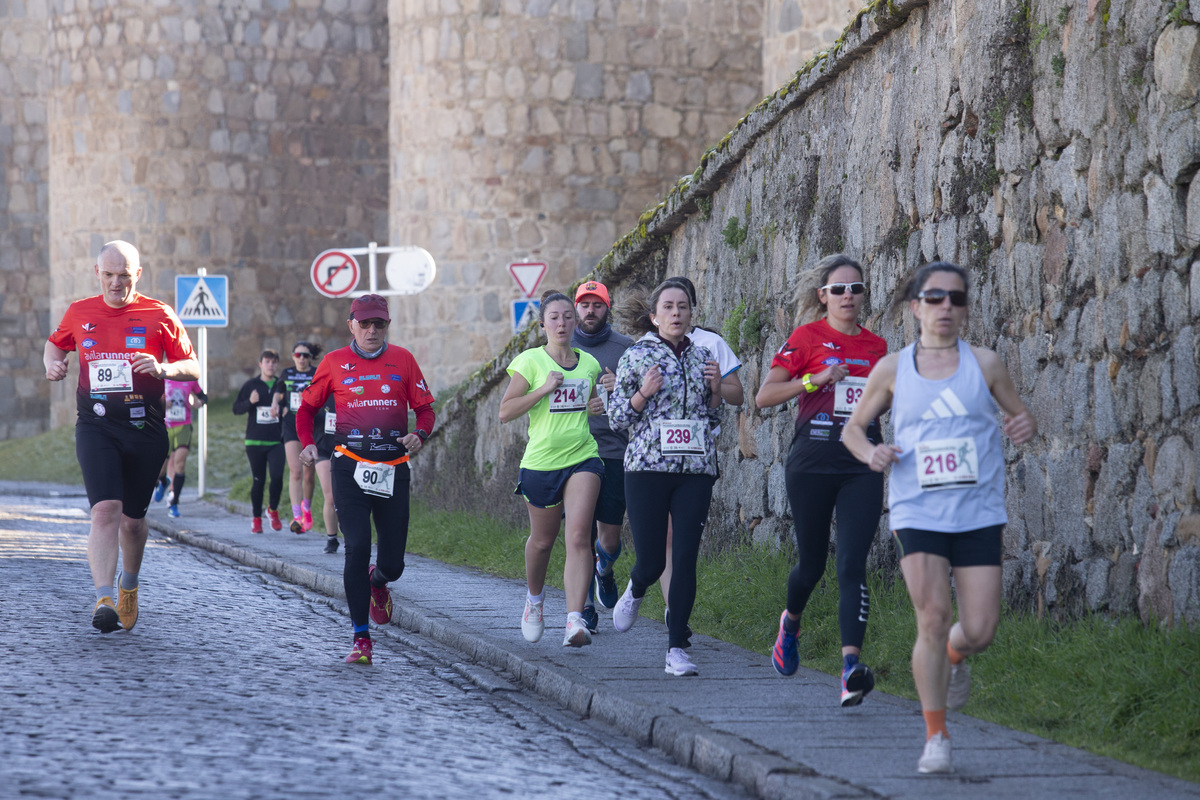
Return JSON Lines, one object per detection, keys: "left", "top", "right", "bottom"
{"left": 500, "top": 291, "right": 604, "bottom": 648}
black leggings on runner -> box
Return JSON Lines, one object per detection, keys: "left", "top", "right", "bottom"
{"left": 333, "top": 455, "right": 411, "bottom": 630}
{"left": 783, "top": 469, "right": 883, "bottom": 650}
{"left": 245, "top": 443, "right": 285, "bottom": 516}
{"left": 625, "top": 471, "right": 716, "bottom": 649}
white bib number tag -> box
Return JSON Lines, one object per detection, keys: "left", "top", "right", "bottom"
{"left": 166, "top": 405, "right": 187, "bottom": 422}
{"left": 549, "top": 379, "right": 588, "bottom": 413}
{"left": 595, "top": 382, "right": 608, "bottom": 410}
{"left": 289, "top": 391, "right": 301, "bottom": 412}
{"left": 917, "top": 437, "right": 979, "bottom": 491}
{"left": 256, "top": 406, "right": 276, "bottom": 425}
{"left": 833, "top": 376, "right": 868, "bottom": 417}
{"left": 354, "top": 460, "right": 395, "bottom": 497}
{"left": 89, "top": 359, "right": 132, "bottom": 394}
{"left": 660, "top": 419, "right": 705, "bottom": 456}
{"left": 324, "top": 411, "right": 337, "bottom": 434}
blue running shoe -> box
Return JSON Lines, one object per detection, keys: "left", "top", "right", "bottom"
{"left": 771, "top": 610, "right": 799, "bottom": 676}
{"left": 580, "top": 604, "right": 599, "bottom": 635}
{"left": 840, "top": 661, "right": 875, "bottom": 707}
{"left": 168, "top": 504, "right": 181, "bottom": 518}
{"left": 594, "top": 564, "right": 618, "bottom": 610}
{"left": 153, "top": 478, "right": 168, "bottom": 503}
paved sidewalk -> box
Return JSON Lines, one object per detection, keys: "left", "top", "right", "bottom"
{"left": 8, "top": 481, "right": 1197, "bottom": 800}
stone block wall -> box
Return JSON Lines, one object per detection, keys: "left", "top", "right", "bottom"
{"left": 418, "top": 0, "right": 1200, "bottom": 627}
{"left": 387, "top": 0, "right": 764, "bottom": 391}
{"left": 0, "top": 2, "right": 53, "bottom": 439}
{"left": 762, "top": 0, "right": 860, "bottom": 94}
{"left": 45, "top": 0, "right": 390, "bottom": 427}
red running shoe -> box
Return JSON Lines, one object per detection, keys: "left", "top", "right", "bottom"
{"left": 344, "top": 637, "right": 373, "bottom": 665}
{"left": 301, "top": 508, "right": 313, "bottom": 532}
{"left": 251, "top": 517, "right": 263, "bottom": 534}
{"left": 267, "top": 509, "right": 282, "bottom": 531}
{"left": 368, "top": 565, "right": 393, "bottom": 625}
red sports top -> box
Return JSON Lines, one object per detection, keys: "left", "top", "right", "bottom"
{"left": 48, "top": 293, "right": 195, "bottom": 426}
{"left": 295, "top": 344, "right": 435, "bottom": 465}
{"left": 771, "top": 318, "right": 888, "bottom": 473}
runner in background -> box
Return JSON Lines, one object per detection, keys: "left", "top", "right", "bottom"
{"left": 754, "top": 254, "right": 887, "bottom": 707}
{"left": 44, "top": 240, "right": 198, "bottom": 633}
{"left": 275, "top": 342, "right": 321, "bottom": 533}
{"left": 657, "top": 276, "right": 744, "bottom": 629}
{"left": 154, "top": 378, "right": 208, "bottom": 518}
{"left": 233, "top": 350, "right": 285, "bottom": 533}
{"left": 608, "top": 281, "right": 722, "bottom": 676}
{"left": 499, "top": 291, "right": 603, "bottom": 648}
{"left": 571, "top": 280, "right": 633, "bottom": 623}
{"left": 843, "top": 261, "right": 1036, "bottom": 774}
{"left": 312, "top": 393, "right": 342, "bottom": 554}
{"left": 297, "top": 294, "right": 435, "bottom": 665}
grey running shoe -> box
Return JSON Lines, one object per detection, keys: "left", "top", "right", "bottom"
{"left": 612, "top": 581, "right": 643, "bottom": 632}
{"left": 521, "top": 597, "right": 544, "bottom": 643}
{"left": 323, "top": 535, "right": 339, "bottom": 554}
{"left": 947, "top": 662, "right": 971, "bottom": 710}
{"left": 664, "top": 647, "right": 698, "bottom": 676}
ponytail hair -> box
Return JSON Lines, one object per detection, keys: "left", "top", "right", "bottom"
{"left": 791, "top": 254, "right": 864, "bottom": 326}
{"left": 537, "top": 290, "right": 573, "bottom": 324}
{"left": 293, "top": 340, "right": 323, "bottom": 359}
{"left": 889, "top": 261, "right": 970, "bottom": 320}
{"left": 617, "top": 280, "right": 692, "bottom": 336}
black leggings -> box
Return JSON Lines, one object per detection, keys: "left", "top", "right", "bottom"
{"left": 245, "top": 443, "right": 285, "bottom": 516}
{"left": 625, "top": 471, "right": 716, "bottom": 649}
{"left": 783, "top": 469, "right": 883, "bottom": 650}
{"left": 333, "top": 455, "right": 411, "bottom": 630}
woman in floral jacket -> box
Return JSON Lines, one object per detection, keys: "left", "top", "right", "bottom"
{"left": 608, "top": 279, "right": 722, "bottom": 676}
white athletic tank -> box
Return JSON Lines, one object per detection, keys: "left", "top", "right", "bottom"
{"left": 888, "top": 340, "right": 1007, "bottom": 533}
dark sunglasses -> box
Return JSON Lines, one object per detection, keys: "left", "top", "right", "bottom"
{"left": 820, "top": 282, "right": 865, "bottom": 296}
{"left": 293, "top": 352, "right": 312, "bottom": 358}
{"left": 918, "top": 289, "right": 968, "bottom": 307}
{"left": 356, "top": 318, "right": 389, "bottom": 330}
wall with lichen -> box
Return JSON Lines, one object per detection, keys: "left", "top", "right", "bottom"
{"left": 419, "top": 0, "right": 1200, "bottom": 628}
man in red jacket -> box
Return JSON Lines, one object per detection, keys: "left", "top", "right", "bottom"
{"left": 296, "top": 294, "right": 435, "bottom": 665}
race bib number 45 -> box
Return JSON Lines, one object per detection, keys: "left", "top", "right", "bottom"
{"left": 833, "top": 376, "right": 868, "bottom": 417}
{"left": 256, "top": 406, "right": 276, "bottom": 425}
{"left": 89, "top": 359, "right": 133, "bottom": 394}
{"left": 354, "top": 460, "right": 394, "bottom": 497}
{"left": 917, "top": 437, "right": 979, "bottom": 491}
{"left": 549, "top": 379, "right": 588, "bottom": 413}
{"left": 660, "top": 419, "right": 705, "bottom": 456}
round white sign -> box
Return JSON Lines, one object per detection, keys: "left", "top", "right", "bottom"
{"left": 385, "top": 247, "right": 437, "bottom": 295}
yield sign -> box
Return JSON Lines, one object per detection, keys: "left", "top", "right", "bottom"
{"left": 507, "top": 261, "right": 547, "bottom": 298}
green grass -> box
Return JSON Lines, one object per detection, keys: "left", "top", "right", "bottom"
{"left": 408, "top": 501, "right": 1200, "bottom": 784}
{"left": 4, "top": 411, "right": 1198, "bottom": 782}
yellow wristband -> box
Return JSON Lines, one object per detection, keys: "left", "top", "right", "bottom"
{"left": 801, "top": 373, "right": 819, "bottom": 393}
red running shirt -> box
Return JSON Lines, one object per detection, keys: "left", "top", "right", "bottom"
{"left": 771, "top": 318, "right": 888, "bottom": 473}
{"left": 48, "top": 294, "right": 195, "bottom": 426}
{"left": 295, "top": 344, "right": 436, "bottom": 463}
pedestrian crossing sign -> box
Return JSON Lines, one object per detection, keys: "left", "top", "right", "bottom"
{"left": 175, "top": 274, "right": 229, "bottom": 327}
{"left": 512, "top": 299, "right": 540, "bottom": 334}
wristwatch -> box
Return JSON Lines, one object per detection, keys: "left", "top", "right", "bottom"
{"left": 414, "top": 429, "right": 430, "bottom": 442}
{"left": 801, "top": 373, "right": 819, "bottom": 393}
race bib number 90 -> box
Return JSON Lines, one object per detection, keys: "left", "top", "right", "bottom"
{"left": 833, "top": 376, "right": 868, "bottom": 417}
{"left": 660, "top": 419, "right": 705, "bottom": 456}
{"left": 548, "top": 379, "right": 588, "bottom": 413}
{"left": 354, "top": 460, "right": 395, "bottom": 497}
{"left": 89, "top": 359, "right": 133, "bottom": 394}
{"left": 917, "top": 437, "right": 979, "bottom": 491}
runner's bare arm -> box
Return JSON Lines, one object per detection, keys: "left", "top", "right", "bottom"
{"left": 719, "top": 370, "right": 745, "bottom": 406}
{"left": 44, "top": 342, "right": 70, "bottom": 381}
{"left": 843, "top": 353, "right": 901, "bottom": 471}
{"left": 973, "top": 346, "right": 1037, "bottom": 445}
{"left": 754, "top": 365, "right": 804, "bottom": 409}
{"left": 129, "top": 353, "right": 199, "bottom": 381}
{"left": 498, "top": 371, "right": 558, "bottom": 423}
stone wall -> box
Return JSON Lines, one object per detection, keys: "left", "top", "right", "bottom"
{"left": 417, "top": 0, "right": 1200, "bottom": 628}
{"left": 0, "top": 2, "right": 52, "bottom": 439}
{"left": 762, "top": 0, "right": 860, "bottom": 94}
{"left": 387, "top": 0, "right": 763, "bottom": 391}
{"left": 45, "top": 0, "right": 390, "bottom": 427}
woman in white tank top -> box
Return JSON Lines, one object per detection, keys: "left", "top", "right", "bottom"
{"left": 842, "top": 262, "right": 1036, "bottom": 776}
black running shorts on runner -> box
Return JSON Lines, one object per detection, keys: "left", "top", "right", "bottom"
{"left": 515, "top": 458, "right": 605, "bottom": 509}
{"left": 280, "top": 414, "right": 300, "bottom": 444}
{"left": 76, "top": 418, "right": 169, "bottom": 519}
{"left": 893, "top": 525, "right": 1004, "bottom": 567}
{"left": 593, "top": 457, "right": 627, "bottom": 525}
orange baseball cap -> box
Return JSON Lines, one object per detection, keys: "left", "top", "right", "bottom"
{"left": 574, "top": 280, "right": 611, "bottom": 307}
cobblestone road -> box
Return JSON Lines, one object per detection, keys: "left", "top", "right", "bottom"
{"left": 0, "top": 495, "right": 747, "bottom": 800}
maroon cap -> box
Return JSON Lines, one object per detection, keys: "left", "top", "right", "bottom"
{"left": 350, "top": 293, "right": 390, "bottom": 322}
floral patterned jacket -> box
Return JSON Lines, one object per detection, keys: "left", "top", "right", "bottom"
{"left": 607, "top": 333, "right": 721, "bottom": 476}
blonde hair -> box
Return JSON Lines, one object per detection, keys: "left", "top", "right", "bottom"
{"left": 791, "top": 254, "right": 864, "bottom": 326}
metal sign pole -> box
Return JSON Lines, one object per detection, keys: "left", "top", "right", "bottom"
{"left": 197, "top": 267, "right": 208, "bottom": 499}
{"left": 368, "top": 241, "right": 378, "bottom": 292}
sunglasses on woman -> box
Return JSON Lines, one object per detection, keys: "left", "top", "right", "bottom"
{"left": 917, "top": 289, "right": 968, "bottom": 307}
{"left": 293, "top": 352, "right": 312, "bottom": 358}
{"left": 820, "top": 282, "right": 865, "bottom": 295}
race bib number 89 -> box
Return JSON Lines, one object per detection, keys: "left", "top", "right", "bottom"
{"left": 660, "top": 419, "right": 705, "bottom": 456}
{"left": 917, "top": 437, "right": 979, "bottom": 491}
{"left": 89, "top": 359, "right": 133, "bottom": 394}
{"left": 549, "top": 379, "right": 588, "bottom": 413}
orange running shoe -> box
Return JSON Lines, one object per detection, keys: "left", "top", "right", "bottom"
{"left": 117, "top": 585, "right": 139, "bottom": 632}
{"left": 92, "top": 597, "right": 120, "bottom": 633}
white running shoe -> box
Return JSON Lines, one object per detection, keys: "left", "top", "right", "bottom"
{"left": 562, "top": 616, "right": 593, "bottom": 647}
{"left": 612, "top": 581, "right": 643, "bottom": 632}
{"left": 917, "top": 732, "right": 952, "bottom": 774}
{"left": 664, "top": 647, "right": 698, "bottom": 676}
{"left": 947, "top": 663, "right": 972, "bottom": 711}
{"left": 521, "top": 598, "right": 544, "bottom": 643}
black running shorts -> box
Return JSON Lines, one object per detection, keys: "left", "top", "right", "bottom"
{"left": 892, "top": 525, "right": 1004, "bottom": 567}
{"left": 76, "top": 419, "right": 169, "bottom": 519}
